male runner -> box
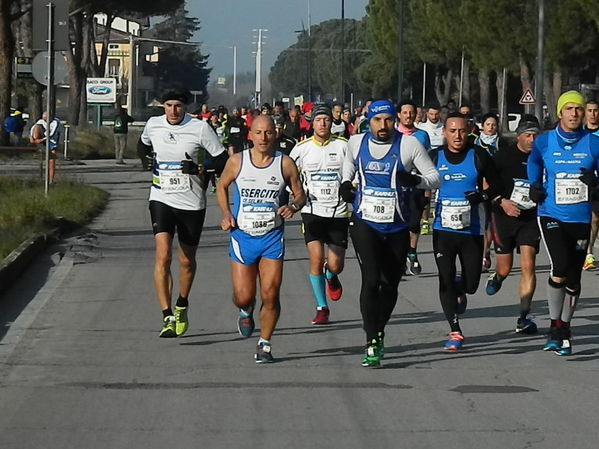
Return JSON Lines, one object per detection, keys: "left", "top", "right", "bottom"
{"left": 138, "top": 88, "right": 227, "bottom": 338}
{"left": 341, "top": 100, "right": 440, "bottom": 367}
{"left": 290, "top": 104, "right": 349, "bottom": 325}
{"left": 331, "top": 102, "right": 350, "bottom": 138}
{"left": 528, "top": 90, "right": 599, "bottom": 356}
{"left": 430, "top": 113, "right": 502, "bottom": 351}
{"left": 216, "top": 115, "right": 305, "bottom": 363}
{"left": 583, "top": 99, "right": 599, "bottom": 270}
{"left": 485, "top": 115, "right": 541, "bottom": 334}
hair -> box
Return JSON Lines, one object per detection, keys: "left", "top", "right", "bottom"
{"left": 481, "top": 112, "right": 499, "bottom": 124}
{"left": 587, "top": 99, "right": 599, "bottom": 107}
{"left": 397, "top": 99, "right": 417, "bottom": 112}
{"left": 425, "top": 102, "right": 441, "bottom": 111}
{"left": 443, "top": 112, "right": 467, "bottom": 127}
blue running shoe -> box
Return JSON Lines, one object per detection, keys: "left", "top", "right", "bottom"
{"left": 543, "top": 327, "right": 561, "bottom": 351}
{"left": 554, "top": 338, "right": 572, "bottom": 356}
{"left": 485, "top": 272, "right": 503, "bottom": 296}
{"left": 516, "top": 316, "right": 537, "bottom": 334}
{"left": 237, "top": 310, "right": 255, "bottom": 338}
{"left": 444, "top": 332, "right": 464, "bottom": 351}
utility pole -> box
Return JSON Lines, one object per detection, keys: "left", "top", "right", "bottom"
{"left": 535, "top": 0, "right": 545, "bottom": 122}
{"left": 396, "top": 0, "right": 404, "bottom": 102}
{"left": 340, "top": 0, "right": 345, "bottom": 103}
{"left": 45, "top": 1, "right": 55, "bottom": 197}
{"left": 233, "top": 45, "right": 237, "bottom": 96}
{"left": 253, "top": 29, "right": 267, "bottom": 108}
{"left": 307, "top": 0, "right": 312, "bottom": 101}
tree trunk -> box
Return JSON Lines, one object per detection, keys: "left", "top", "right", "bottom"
{"left": 434, "top": 66, "right": 452, "bottom": 106}
{"left": 462, "top": 59, "right": 470, "bottom": 106}
{"left": 78, "top": 13, "right": 94, "bottom": 126}
{"left": 519, "top": 53, "right": 533, "bottom": 115}
{"left": 495, "top": 69, "right": 508, "bottom": 133}
{"left": 478, "top": 69, "right": 490, "bottom": 114}
{"left": 67, "top": 12, "right": 84, "bottom": 125}
{"left": 0, "top": 0, "right": 16, "bottom": 145}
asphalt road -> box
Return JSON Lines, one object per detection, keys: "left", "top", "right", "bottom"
{"left": 1, "top": 159, "right": 599, "bottom": 449}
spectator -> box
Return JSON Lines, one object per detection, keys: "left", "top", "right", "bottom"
{"left": 113, "top": 105, "right": 134, "bottom": 165}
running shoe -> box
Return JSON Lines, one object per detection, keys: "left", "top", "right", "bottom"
{"left": 255, "top": 341, "right": 274, "bottom": 364}
{"left": 174, "top": 306, "right": 188, "bottom": 336}
{"left": 516, "top": 315, "right": 538, "bottom": 334}
{"left": 377, "top": 331, "right": 385, "bottom": 359}
{"left": 325, "top": 273, "right": 343, "bottom": 301}
{"left": 482, "top": 256, "right": 491, "bottom": 273}
{"left": 583, "top": 253, "right": 595, "bottom": 270}
{"left": 555, "top": 338, "right": 572, "bottom": 356}
{"left": 159, "top": 315, "right": 177, "bottom": 338}
{"left": 444, "top": 331, "right": 464, "bottom": 351}
{"left": 312, "top": 307, "right": 330, "bottom": 325}
{"left": 361, "top": 339, "right": 382, "bottom": 367}
{"left": 420, "top": 219, "right": 430, "bottom": 235}
{"left": 485, "top": 272, "right": 503, "bottom": 296}
{"left": 543, "top": 327, "right": 561, "bottom": 351}
{"left": 237, "top": 310, "right": 255, "bottom": 338}
{"left": 406, "top": 253, "right": 422, "bottom": 275}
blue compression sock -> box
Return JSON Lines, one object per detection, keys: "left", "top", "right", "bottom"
{"left": 309, "top": 274, "right": 328, "bottom": 308}
{"left": 324, "top": 269, "right": 335, "bottom": 280}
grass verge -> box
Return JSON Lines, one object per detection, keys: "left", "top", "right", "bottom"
{"left": 0, "top": 177, "right": 109, "bottom": 260}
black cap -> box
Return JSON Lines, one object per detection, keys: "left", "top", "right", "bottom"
{"left": 312, "top": 103, "right": 333, "bottom": 119}
{"left": 516, "top": 114, "right": 541, "bottom": 136}
{"left": 161, "top": 87, "right": 191, "bottom": 104}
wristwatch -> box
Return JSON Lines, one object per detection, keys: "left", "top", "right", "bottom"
{"left": 289, "top": 202, "right": 301, "bottom": 212}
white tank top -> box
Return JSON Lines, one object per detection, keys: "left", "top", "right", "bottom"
{"left": 233, "top": 150, "right": 287, "bottom": 236}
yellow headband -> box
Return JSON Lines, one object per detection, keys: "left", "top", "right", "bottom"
{"left": 556, "top": 90, "right": 585, "bottom": 116}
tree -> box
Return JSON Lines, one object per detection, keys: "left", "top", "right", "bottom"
{"left": 149, "top": 5, "right": 210, "bottom": 103}
{"left": 269, "top": 18, "right": 370, "bottom": 102}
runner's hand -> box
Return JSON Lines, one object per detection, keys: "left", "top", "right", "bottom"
{"left": 339, "top": 181, "right": 355, "bottom": 203}
{"left": 181, "top": 152, "right": 204, "bottom": 175}
{"left": 579, "top": 167, "right": 598, "bottom": 188}
{"left": 277, "top": 205, "right": 296, "bottom": 219}
{"left": 220, "top": 213, "right": 236, "bottom": 231}
{"left": 499, "top": 198, "right": 521, "bottom": 217}
{"left": 397, "top": 171, "right": 421, "bottom": 188}
{"left": 465, "top": 190, "right": 488, "bottom": 204}
{"left": 529, "top": 182, "right": 547, "bottom": 203}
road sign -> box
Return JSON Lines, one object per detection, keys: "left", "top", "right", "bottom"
{"left": 86, "top": 78, "right": 117, "bottom": 104}
{"left": 32, "top": 51, "right": 68, "bottom": 85}
{"left": 519, "top": 88, "right": 536, "bottom": 105}
{"left": 32, "top": 0, "right": 69, "bottom": 51}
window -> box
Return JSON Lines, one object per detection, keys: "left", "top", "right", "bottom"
{"left": 108, "top": 59, "right": 120, "bottom": 77}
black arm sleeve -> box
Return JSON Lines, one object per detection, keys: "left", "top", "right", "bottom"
{"left": 137, "top": 138, "right": 153, "bottom": 158}
{"left": 205, "top": 151, "right": 229, "bottom": 175}
{"left": 475, "top": 147, "right": 503, "bottom": 199}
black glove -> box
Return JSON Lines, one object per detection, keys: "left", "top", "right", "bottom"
{"left": 579, "top": 168, "right": 598, "bottom": 188}
{"left": 339, "top": 181, "right": 356, "bottom": 203}
{"left": 181, "top": 152, "right": 203, "bottom": 175}
{"left": 464, "top": 190, "right": 488, "bottom": 204}
{"left": 529, "top": 182, "right": 547, "bottom": 203}
{"left": 397, "top": 170, "right": 421, "bottom": 188}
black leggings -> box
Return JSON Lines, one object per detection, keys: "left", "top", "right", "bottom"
{"left": 409, "top": 189, "right": 427, "bottom": 234}
{"left": 433, "top": 230, "right": 484, "bottom": 328}
{"left": 349, "top": 215, "right": 410, "bottom": 342}
{"left": 538, "top": 216, "right": 589, "bottom": 291}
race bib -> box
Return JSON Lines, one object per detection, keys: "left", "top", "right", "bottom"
{"left": 440, "top": 199, "right": 471, "bottom": 230}
{"left": 308, "top": 172, "right": 340, "bottom": 205}
{"left": 361, "top": 186, "right": 397, "bottom": 223}
{"left": 555, "top": 178, "right": 588, "bottom": 205}
{"left": 230, "top": 127, "right": 241, "bottom": 134}
{"left": 158, "top": 161, "right": 190, "bottom": 193}
{"left": 510, "top": 179, "right": 535, "bottom": 210}
{"left": 238, "top": 203, "right": 277, "bottom": 236}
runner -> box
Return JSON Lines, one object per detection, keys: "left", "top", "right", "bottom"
{"left": 216, "top": 115, "right": 305, "bottom": 363}
{"left": 528, "top": 90, "right": 599, "bottom": 356}
{"left": 416, "top": 103, "right": 445, "bottom": 149}
{"left": 290, "top": 104, "right": 349, "bottom": 325}
{"left": 331, "top": 102, "right": 350, "bottom": 138}
{"left": 485, "top": 115, "right": 541, "bottom": 334}
{"left": 395, "top": 99, "right": 432, "bottom": 275}
{"left": 430, "top": 113, "right": 502, "bottom": 351}
{"left": 273, "top": 113, "right": 296, "bottom": 156}
{"left": 223, "top": 107, "right": 248, "bottom": 155}
{"left": 583, "top": 99, "right": 599, "bottom": 270}
{"left": 341, "top": 99, "right": 440, "bottom": 367}
{"left": 138, "top": 88, "right": 227, "bottom": 338}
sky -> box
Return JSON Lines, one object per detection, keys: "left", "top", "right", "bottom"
{"left": 187, "top": 0, "right": 369, "bottom": 79}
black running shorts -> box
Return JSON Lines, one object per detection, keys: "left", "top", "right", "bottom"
{"left": 491, "top": 212, "right": 540, "bottom": 254}
{"left": 149, "top": 200, "right": 206, "bottom": 246}
{"left": 301, "top": 213, "right": 349, "bottom": 248}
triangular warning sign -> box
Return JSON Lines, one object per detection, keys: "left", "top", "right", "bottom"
{"left": 519, "top": 88, "right": 536, "bottom": 105}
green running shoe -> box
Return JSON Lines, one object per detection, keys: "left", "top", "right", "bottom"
{"left": 174, "top": 306, "right": 189, "bottom": 336}
{"left": 159, "top": 315, "right": 177, "bottom": 338}
{"left": 361, "top": 339, "right": 382, "bottom": 368}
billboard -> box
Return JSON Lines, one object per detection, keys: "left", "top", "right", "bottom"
{"left": 86, "top": 78, "right": 117, "bottom": 104}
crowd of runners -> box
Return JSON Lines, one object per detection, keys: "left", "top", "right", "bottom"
{"left": 137, "top": 87, "right": 599, "bottom": 367}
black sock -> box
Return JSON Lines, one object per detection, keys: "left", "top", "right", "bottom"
{"left": 520, "top": 309, "right": 530, "bottom": 320}
{"left": 408, "top": 247, "right": 416, "bottom": 255}
{"left": 162, "top": 308, "right": 173, "bottom": 318}
{"left": 176, "top": 296, "right": 189, "bottom": 307}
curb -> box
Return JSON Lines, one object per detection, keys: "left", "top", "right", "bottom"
{"left": 0, "top": 228, "right": 60, "bottom": 296}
